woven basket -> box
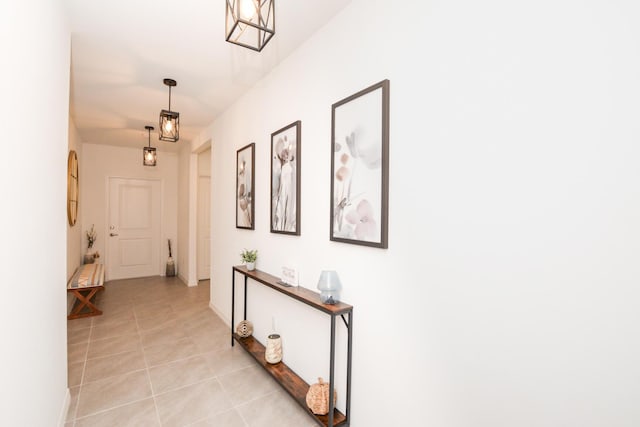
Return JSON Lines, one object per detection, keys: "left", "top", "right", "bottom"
{"left": 305, "top": 377, "right": 337, "bottom": 415}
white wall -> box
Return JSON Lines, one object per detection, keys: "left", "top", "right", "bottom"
{"left": 81, "top": 144, "right": 178, "bottom": 279}
{"left": 67, "top": 119, "right": 84, "bottom": 313}
{"left": 178, "top": 144, "right": 192, "bottom": 284}
{"left": 198, "top": 147, "right": 211, "bottom": 176}
{"left": 178, "top": 136, "right": 212, "bottom": 286}
{"left": 67, "top": 118, "right": 83, "bottom": 279}
{"left": 200, "top": 0, "right": 640, "bottom": 425}
{"left": 0, "top": 0, "right": 70, "bottom": 425}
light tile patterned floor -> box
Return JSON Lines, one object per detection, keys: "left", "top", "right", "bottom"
{"left": 66, "top": 276, "right": 316, "bottom": 427}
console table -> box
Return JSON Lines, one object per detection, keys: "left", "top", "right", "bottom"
{"left": 231, "top": 265, "right": 352, "bottom": 427}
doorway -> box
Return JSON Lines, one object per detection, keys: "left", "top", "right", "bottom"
{"left": 107, "top": 177, "right": 161, "bottom": 280}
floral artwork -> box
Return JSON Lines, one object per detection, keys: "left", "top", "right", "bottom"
{"left": 236, "top": 143, "right": 255, "bottom": 229}
{"left": 331, "top": 80, "right": 389, "bottom": 248}
{"left": 271, "top": 121, "right": 301, "bottom": 235}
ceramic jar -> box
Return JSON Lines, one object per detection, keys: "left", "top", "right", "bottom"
{"left": 265, "top": 334, "right": 282, "bottom": 364}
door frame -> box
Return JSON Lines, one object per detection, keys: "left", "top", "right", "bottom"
{"left": 104, "top": 176, "right": 164, "bottom": 281}
{"left": 184, "top": 140, "right": 212, "bottom": 287}
{"left": 197, "top": 174, "right": 211, "bottom": 280}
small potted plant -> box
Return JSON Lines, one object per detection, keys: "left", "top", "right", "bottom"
{"left": 240, "top": 248, "right": 258, "bottom": 271}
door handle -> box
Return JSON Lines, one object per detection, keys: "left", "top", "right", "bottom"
{"left": 110, "top": 233, "right": 119, "bottom": 237}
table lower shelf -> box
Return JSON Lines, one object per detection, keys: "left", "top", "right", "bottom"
{"left": 233, "top": 334, "right": 347, "bottom": 427}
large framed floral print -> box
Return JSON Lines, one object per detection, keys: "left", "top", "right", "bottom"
{"left": 271, "top": 121, "right": 301, "bottom": 235}
{"left": 236, "top": 143, "right": 255, "bottom": 229}
{"left": 330, "top": 80, "right": 389, "bottom": 248}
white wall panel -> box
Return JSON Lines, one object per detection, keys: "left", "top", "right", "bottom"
{"left": 199, "top": 0, "right": 640, "bottom": 425}
{"left": 0, "top": 0, "right": 71, "bottom": 424}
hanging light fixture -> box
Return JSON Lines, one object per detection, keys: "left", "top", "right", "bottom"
{"left": 225, "top": 0, "right": 275, "bottom": 52}
{"left": 159, "top": 78, "right": 179, "bottom": 142}
{"left": 143, "top": 125, "right": 157, "bottom": 166}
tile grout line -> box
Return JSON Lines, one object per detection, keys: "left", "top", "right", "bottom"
{"left": 71, "top": 396, "right": 155, "bottom": 424}
{"left": 233, "top": 387, "right": 281, "bottom": 410}
{"left": 152, "top": 374, "right": 224, "bottom": 399}
{"left": 75, "top": 304, "right": 149, "bottom": 421}
{"left": 215, "top": 367, "right": 276, "bottom": 427}
{"left": 134, "top": 300, "right": 164, "bottom": 426}
{"left": 144, "top": 356, "right": 163, "bottom": 425}
{"left": 70, "top": 318, "right": 93, "bottom": 423}
{"left": 80, "top": 322, "right": 145, "bottom": 385}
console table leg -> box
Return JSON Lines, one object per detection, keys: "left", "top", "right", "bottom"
{"left": 244, "top": 275, "right": 248, "bottom": 320}
{"left": 346, "top": 311, "right": 353, "bottom": 425}
{"left": 231, "top": 269, "right": 235, "bottom": 347}
{"left": 329, "top": 314, "right": 336, "bottom": 427}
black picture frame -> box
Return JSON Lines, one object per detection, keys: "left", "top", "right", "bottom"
{"left": 330, "top": 79, "right": 389, "bottom": 248}
{"left": 236, "top": 143, "right": 255, "bottom": 229}
{"left": 270, "top": 121, "right": 301, "bottom": 235}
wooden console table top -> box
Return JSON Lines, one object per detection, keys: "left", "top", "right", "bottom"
{"left": 233, "top": 265, "right": 352, "bottom": 315}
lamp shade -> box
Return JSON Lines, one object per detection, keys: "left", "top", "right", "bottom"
{"left": 143, "top": 146, "right": 157, "bottom": 166}
{"left": 159, "top": 109, "right": 179, "bottom": 142}
{"left": 159, "top": 78, "right": 179, "bottom": 142}
{"left": 143, "top": 125, "right": 157, "bottom": 166}
{"left": 317, "top": 270, "right": 342, "bottom": 305}
{"left": 225, "top": 0, "right": 275, "bottom": 52}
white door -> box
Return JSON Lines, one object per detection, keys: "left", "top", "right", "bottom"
{"left": 197, "top": 176, "right": 211, "bottom": 280}
{"left": 107, "top": 178, "right": 161, "bottom": 280}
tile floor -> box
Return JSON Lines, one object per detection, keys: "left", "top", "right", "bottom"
{"left": 66, "top": 276, "right": 316, "bottom": 427}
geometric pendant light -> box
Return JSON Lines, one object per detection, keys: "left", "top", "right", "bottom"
{"left": 143, "top": 125, "right": 157, "bottom": 166}
{"left": 159, "top": 78, "right": 179, "bottom": 142}
{"left": 225, "top": 0, "right": 275, "bottom": 52}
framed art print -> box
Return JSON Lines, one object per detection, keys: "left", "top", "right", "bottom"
{"left": 271, "top": 121, "right": 301, "bottom": 235}
{"left": 236, "top": 143, "right": 255, "bottom": 229}
{"left": 330, "top": 79, "right": 389, "bottom": 248}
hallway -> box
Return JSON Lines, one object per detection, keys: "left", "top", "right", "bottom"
{"left": 66, "top": 277, "right": 315, "bottom": 426}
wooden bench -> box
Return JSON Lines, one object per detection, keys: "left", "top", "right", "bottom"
{"left": 67, "top": 263, "right": 105, "bottom": 320}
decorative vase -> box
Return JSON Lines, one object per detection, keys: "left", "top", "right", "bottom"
{"left": 306, "top": 377, "right": 337, "bottom": 415}
{"left": 84, "top": 249, "right": 95, "bottom": 264}
{"left": 265, "top": 333, "right": 282, "bottom": 364}
{"left": 236, "top": 320, "right": 253, "bottom": 338}
{"left": 246, "top": 261, "right": 255, "bottom": 271}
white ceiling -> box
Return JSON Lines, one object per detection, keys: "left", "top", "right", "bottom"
{"left": 64, "top": 0, "right": 351, "bottom": 152}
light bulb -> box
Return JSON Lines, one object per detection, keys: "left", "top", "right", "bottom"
{"left": 164, "top": 120, "right": 173, "bottom": 132}
{"left": 240, "top": 0, "right": 256, "bottom": 20}
{"left": 146, "top": 152, "right": 153, "bottom": 161}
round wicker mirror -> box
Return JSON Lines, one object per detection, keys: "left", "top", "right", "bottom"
{"left": 67, "top": 150, "right": 78, "bottom": 226}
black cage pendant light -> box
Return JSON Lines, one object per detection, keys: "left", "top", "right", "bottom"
{"left": 159, "top": 78, "right": 179, "bottom": 142}
{"left": 225, "top": 0, "right": 275, "bottom": 52}
{"left": 143, "top": 126, "right": 157, "bottom": 166}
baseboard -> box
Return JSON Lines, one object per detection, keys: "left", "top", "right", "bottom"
{"left": 209, "top": 302, "right": 230, "bottom": 327}
{"left": 175, "top": 274, "right": 197, "bottom": 287}
{"left": 58, "top": 388, "right": 71, "bottom": 427}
